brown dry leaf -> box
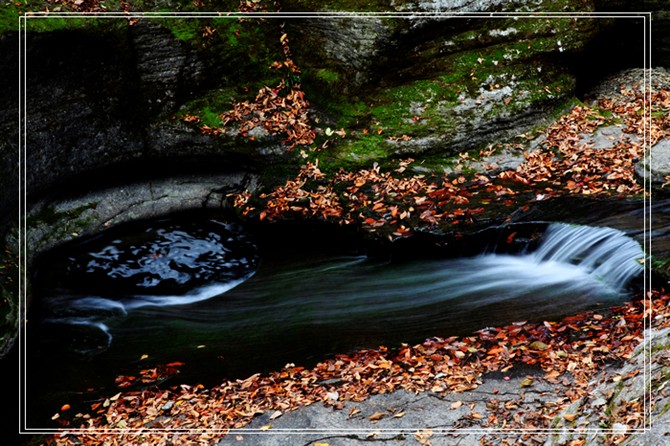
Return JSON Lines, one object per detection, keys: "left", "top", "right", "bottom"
{"left": 368, "top": 411, "right": 385, "bottom": 422}
{"left": 563, "top": 413, "right": 578, "bottom": 422}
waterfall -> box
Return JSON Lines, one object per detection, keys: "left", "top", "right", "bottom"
{"left": 531, "top": 223, "right": 644, "bottom": 292}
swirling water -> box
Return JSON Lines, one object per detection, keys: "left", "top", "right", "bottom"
{"left": 25, "top": 219, "right": 644, "bottom": 427}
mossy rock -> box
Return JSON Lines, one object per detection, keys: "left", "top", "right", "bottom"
{"left": 281, "top": 11, "right": 599, "bottom": 168}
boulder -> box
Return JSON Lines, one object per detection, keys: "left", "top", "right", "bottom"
{"left": 636, "top": 139, "right": 670, "bottom": 186}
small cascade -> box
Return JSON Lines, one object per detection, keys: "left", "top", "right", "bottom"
{"left": 531, "top": 223, "right": 644, "bottom": 293}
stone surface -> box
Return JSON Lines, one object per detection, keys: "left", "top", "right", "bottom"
{"left": 25, "top": 172, "right": 259, "bottom": 266}
{"left": 283, "top": 1, "right": 600, "bottom": 162}
{"left": 545, "top": 327, "right": 670, "bottom": 446}
{"left": 0, "top": 19, "right": 286, "bottom": 227}
{"left": 578, "top": 125, "right": 642, "bottom": 150}
{"left": 208, "top": 329, "right": 670, "bottom": 446}
{"left": 636, "top": 139, "right": 670, "bottom": 185}
{"left": 216, "top": 367, "right": 560, "bottom": 446}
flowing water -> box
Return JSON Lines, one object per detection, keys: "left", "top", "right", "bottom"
{"left": 25, "top": 217, "right": 645, "bottom": 427}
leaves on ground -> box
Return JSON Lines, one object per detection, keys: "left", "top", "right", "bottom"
{"left": 46, "top": 290, "right": 669, "bottom": 445}
{"left": 230, "top": 84, "right": 668, "bottom": 241}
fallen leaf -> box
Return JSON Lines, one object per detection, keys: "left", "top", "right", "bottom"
{"left": 368, "top": 411, "right": 385, "bottom": 421}
{"left": 530, "top": 341, "right": 548, "bottom": 350}
{"left": 563, "top": 413, "right": 578, "bottom": 422}
{"left": 520, "top": 377, "right": 534, "bottom": 387}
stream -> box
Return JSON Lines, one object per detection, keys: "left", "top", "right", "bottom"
{"left": 25, "top": 211, "right": 647, "bottom": 428}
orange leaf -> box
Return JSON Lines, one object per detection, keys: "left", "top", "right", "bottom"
{"left": 368, "top": 412, "right": 385, "bottom": 421}
{"left": 563, "top": 413, "right": 578, "bottom": 422}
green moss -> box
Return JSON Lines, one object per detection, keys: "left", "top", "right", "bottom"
{"left": 372, "top": 76, "right": 461, "bottom": 125}
{"left": 175, "top": 86, "right": 243, "bottom": 124}
{"left": 27, "top": 203, "right": 91, "bottom": 228}
{"left": 0, "top": 0, "right": 136, "bottom": 34}
{"left": 12, "top": 13, "right": 101, "bottom": 34}
{"left": 660, "top": 400, "right": 670, "bottom": 417}
{"left": 651, "top": 341, "right": 670, "bottom": 355}
{"left": 314, "top": 68, "right": 340, "bottom": 84}
{"left": 288, "top": 0, "right": 412, "bottom": 12}
{"left": 334, "top": 134, "right": 390, "bottom": 163}
{"left": 652, "top": 256, "right": 670, "bottom": 270}
{"left": 162, "top": 17, "right": 200, "bottom": 42}
{"left": 27, "top": 203, "right": 98, "bottom": 247}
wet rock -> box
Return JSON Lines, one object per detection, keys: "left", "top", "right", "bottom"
{"left": 130, "top": 21, "right": 205, "bottom": 114}
{"left": 0, "top": 20, "right": 285, "bottom": 221}
{"left": 215, "top": 368, "right": 557, "bottom": 446}
{"left": 578, "top": 125, "right": 641, "bottom": 150}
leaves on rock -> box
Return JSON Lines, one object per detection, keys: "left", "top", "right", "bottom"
{"left": 46, "top": 290, "right": 669, "bottom": 445}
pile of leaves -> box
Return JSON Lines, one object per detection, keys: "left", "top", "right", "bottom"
{"left": 502, "top": 87, "right": 669, "bottom": 195}
{"left": 183, "top": 16, "right": 316, "bottom": 149}
{"left": 45, "top": 289, "right": 667, "bottom": 446}
{"left": 232, "top": 157, "right": 523, "bottom": 238}
{"left": 216, "top": 78, "right": 315, "bottom": 147}
{"left": 230, "top": 84, "right": 669, "bottom": 241}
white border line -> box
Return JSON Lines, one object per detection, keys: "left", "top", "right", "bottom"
{"left": 19, "top": 12, "right": 27, "bottom": 435}
{"left": 18, "top": 11, "right": 653, "bottom": 439}
{"left": 642, "top": 13, "right": 653, "bottom": 431}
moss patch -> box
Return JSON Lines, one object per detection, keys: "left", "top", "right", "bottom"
{"left": 176, "top": 86, "right": 242, "bottom": 126}
{"left": 0, "top": 0, "right": 138, "bottom": 34}
{"left": 27, "top": 203, "right": 99, "bottom": 251}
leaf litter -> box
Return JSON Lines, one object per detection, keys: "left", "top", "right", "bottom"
{"left": 45, "top": 290, "right": 669, "bottom": 445}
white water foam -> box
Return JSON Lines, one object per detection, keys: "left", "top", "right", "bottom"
{"left": 123, "top": 276, "right": 252, "bottom": 310}
{"left": 531, "top": 223, "right": 644, "bottom": 292}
